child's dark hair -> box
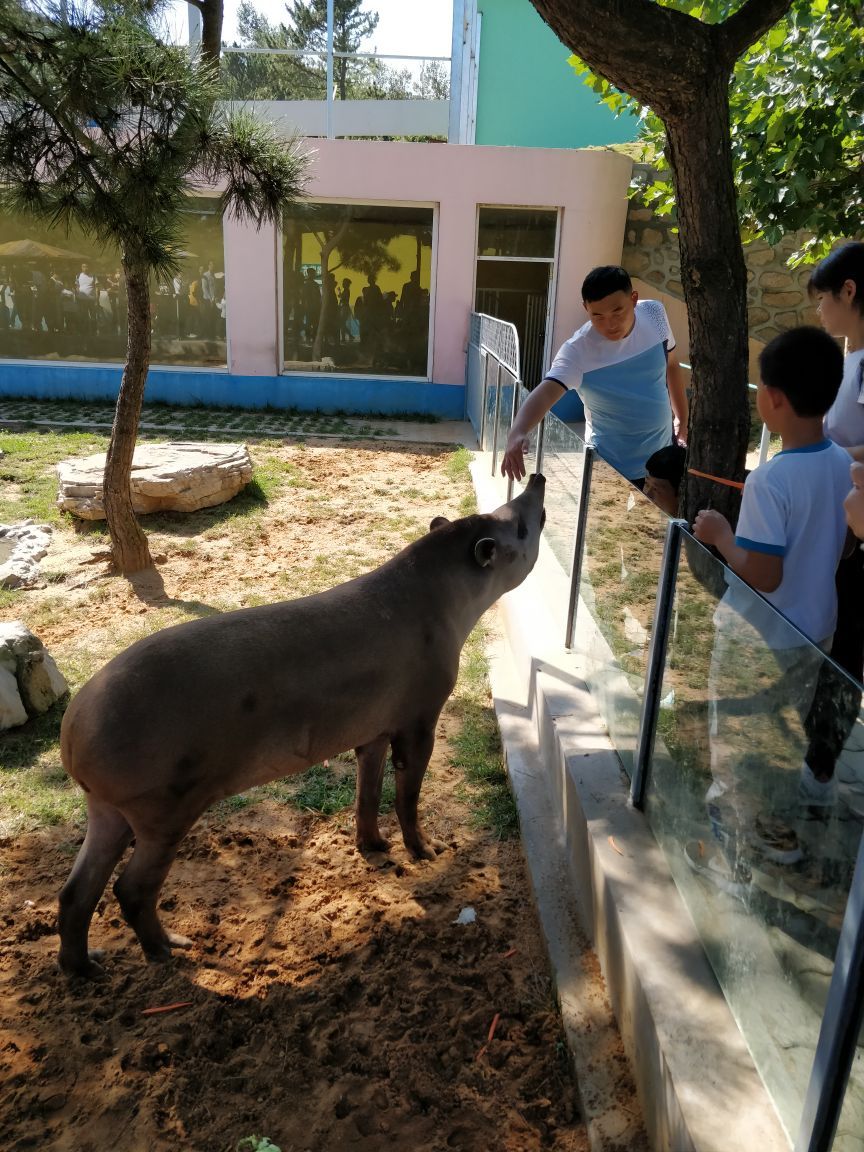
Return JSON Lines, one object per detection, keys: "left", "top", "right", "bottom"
{"left": 808, "top": 242, "right": 864, "bottom": 313}
{"left": 758, "top": 326, "right": 844, "bottom": 418}
{"left": 582, "top": 265, "right": 632, "bottom": 303}
{"left": 645, "top": 444, "right": 686, "bottom": 491}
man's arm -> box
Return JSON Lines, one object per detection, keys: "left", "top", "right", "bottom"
{"left": 692, "top": 509, "right": 783, "bottom": 593}
{"left": 666, "top": 353, "right": 689, "bottom": 445}
{"left": 500, "top": 377, "right": 566, "bottom": 481}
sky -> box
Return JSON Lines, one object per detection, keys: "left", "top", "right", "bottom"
{"left": 165, "top": 0, "right": 454, "bottom": 59}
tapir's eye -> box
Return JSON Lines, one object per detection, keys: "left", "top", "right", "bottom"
{"left": 517, "top": 517, "right": 528, "bottom": 540}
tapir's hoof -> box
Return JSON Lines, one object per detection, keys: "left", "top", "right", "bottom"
{"left": 144, "top": 932, "right": 193, "bottom": 964}
{"left": 58, "top": 948, "right": 108, "bottom": 981}
{"left": 407, "top": 835, "right": 448, "bottom": 862}
{"left": 357, "top": 833, "right": 392, "bottom": 854}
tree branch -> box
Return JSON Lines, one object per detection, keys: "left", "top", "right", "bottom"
{"left": 720, "top": 0, "right": 795, "bottom": 63}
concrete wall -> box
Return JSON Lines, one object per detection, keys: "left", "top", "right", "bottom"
{"left": 623, "top": 162, "right": 826, "bottom": 382}
{"left": 0, "top": 140, "right": 632, "bottom": 416}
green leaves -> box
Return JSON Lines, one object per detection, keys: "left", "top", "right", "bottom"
{"left": 569, "top": 0, "right": 863, "bottom": 260}
{"left": 0, "top": 1, "right": 310, "bottom": 275}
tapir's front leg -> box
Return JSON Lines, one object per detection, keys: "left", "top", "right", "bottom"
{"left": 355, "top": 735, "right": 391, "bottom": 853}
{"left": 391, "top": 724, "right": 446, "bottom": 861}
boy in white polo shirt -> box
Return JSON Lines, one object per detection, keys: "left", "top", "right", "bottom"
{"left": 501, "top": 266, "right": 688, "bottom": 486}
{"left": 691, "top": 327, "right": 850, "bottom": 887}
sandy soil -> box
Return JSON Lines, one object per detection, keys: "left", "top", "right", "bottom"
{"left": 0, "top": 437, "right": 592, "bottom": 1152}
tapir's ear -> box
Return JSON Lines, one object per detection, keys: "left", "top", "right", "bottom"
{"left": 474, "top": 538, "right": 496, "bottom": 568}
{"left": 429, "top": 515, "right": 450, "bottom": 532}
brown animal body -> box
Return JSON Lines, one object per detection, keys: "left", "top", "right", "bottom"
{"left": 58, "top": 475, "right": 546, "bottom": 977}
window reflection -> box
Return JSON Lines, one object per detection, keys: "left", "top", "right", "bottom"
{"left": 0, "top": 197, "right": 226, "bottom": 367}
{"left": 283, "top": 202, "right": 433, "bottom": 377}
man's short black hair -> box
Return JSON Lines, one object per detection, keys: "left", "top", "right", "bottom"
{"left": 645, "top": 444, "right": 686, "bottom": 491}
{"left": 758, "top": 326, "right": 844, "bottom": 418}
{"left": 581, "top": 265, "right": 632, "bottom": 303}
{"left": 808, "top": 241, "right": 864, "bottom": 314}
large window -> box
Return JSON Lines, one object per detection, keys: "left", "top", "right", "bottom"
{"left": 282, "top": 202, "right": 434, "bottom": 377}
{"left": 0, "top": 197, "right": 226, "bottom": 367}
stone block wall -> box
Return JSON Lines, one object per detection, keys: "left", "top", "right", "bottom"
{"left": 621, "top": 163, "right": 821, "bottom": 353}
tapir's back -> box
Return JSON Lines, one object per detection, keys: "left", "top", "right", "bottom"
{"left": 60, "top": 553, "right": 460, "bottom": 799}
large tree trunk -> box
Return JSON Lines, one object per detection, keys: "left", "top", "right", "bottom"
{"left": 199, "top": 0, "right": 224, "bottom": 69}
{"left": 665, "top": 72, "right": 750, "bottom": 525}
{"left": 103, "top": 256, "right": 153, "bottom": 576}
{"left": 528, "top": 0, "right": 793, "bottom": 524}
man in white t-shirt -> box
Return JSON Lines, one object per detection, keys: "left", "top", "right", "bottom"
{"left": 501, "top": 265, "right": 688, "bottom": 487}
{"left": 692, "top": 327, "right": 850, "bottom": 885}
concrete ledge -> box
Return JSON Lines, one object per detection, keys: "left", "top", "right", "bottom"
{"left": 473, "top": 461, "right": 789, "bottom": 1152}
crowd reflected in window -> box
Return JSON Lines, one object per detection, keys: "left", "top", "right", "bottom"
{"left": 283, "top": 202, "right": 433, "bottom": 377}
{"left": 0, "top": 198, "right": 227, "bottom": 367}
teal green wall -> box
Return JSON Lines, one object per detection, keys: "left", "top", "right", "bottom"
{"left": 475, "top": 0, "right": 638, "bottom": 148}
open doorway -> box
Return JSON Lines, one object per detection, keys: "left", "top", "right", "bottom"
{"left": 474, "top": 206, "right": 557, "bottom": 388}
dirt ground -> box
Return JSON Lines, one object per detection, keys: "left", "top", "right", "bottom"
{"left": 0, "top": 437, "right": 593, "bottom": 1152}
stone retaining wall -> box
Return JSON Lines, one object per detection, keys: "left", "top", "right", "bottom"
{"left": 621, "top": 162, "right": 824, "bottom": 349}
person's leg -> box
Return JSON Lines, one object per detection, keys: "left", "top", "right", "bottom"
{"left": 802, "top": 548, "right": 864, "bottom": 799}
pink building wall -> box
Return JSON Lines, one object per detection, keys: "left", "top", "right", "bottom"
{"left": 224, "top": 139, "right": 632, "bottom": 385}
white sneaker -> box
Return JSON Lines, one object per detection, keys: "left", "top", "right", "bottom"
{"left": 750, "top": 814, "right": 803, "bottom": 865}
{"left": 684, "top": 840, "right": 751, "bottom": 901}
{"left": 799, "top": 762, "right": 838, "bottom": 807}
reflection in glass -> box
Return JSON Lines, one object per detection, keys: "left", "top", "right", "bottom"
{"left": 645, "top": 533, "right": 864, "bottom": 1145}
{"left": 574, "top": 457, "right": 669, "bottom": 777}
{"left": 0, "top": 197, "right": 226, "bottom": 367}
{"left": 492, "top": 365, "right": 517, "bottom": 476}
{"left": 282, "top": 202, "right": 433, "bottom": 377}
{"left": 477, "top": 207, "right": 557, "bottom": 259}
{"left": 536, "top": 414, "right": 586, "bottom": 577}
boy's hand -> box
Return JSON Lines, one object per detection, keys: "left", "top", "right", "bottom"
{"left": 692, "top": 508, "right": 733, "bottom": 549}
{"left": 501, "top": 433, "right": 530, "bottom": 481}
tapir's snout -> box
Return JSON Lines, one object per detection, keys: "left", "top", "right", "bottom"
{"left": 525, "top": 473, "right": 545, "bottom": 491}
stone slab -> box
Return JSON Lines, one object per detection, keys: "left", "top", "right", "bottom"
{"left": 57, "top": 442, "right": 254, "bottom": 520}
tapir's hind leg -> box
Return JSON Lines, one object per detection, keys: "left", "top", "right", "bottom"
{"left": 58, "top": 798, "right": 133, "bottom": 978}
{"left": 112, "top": 817, "right": 197, "bottom": 963}
{"left": 392, "top": 723, "right": 444, "bottom": 861}
{"left": 355, "top": 735, "right": 391, "bottom": 853}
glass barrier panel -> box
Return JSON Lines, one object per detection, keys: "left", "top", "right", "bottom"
{"left": 480, "top": 354, "right": 499, "bottom": 454}
{"left": 492, "top": 365, "right": 517, "bottom": 476}
{"left": 282, "top": 202, "right": 433, "bottom": 378}
{"left": 573, "top": 456, "right": 669, "bottom": 777}
{"left": 644, "top": 532, "right": 864, "bottom": 1146}
{"left": 465, "top": 342, "right": 484, "bottom": 440}
{"left": 220, "top": 52, "right": 329, "bottom": 101}
{"left": 0, "top": 196, "right": 226, "bottom": 368}
{"left": 535, "top": 413, "right": 586, "bottom": 578}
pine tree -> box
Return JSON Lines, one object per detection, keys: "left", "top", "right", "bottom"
{"left": 0, "top": 0, "right": 309, "bottom": 574}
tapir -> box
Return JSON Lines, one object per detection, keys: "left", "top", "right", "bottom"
{"left": 57, "top": 474, "right": 546, "bottom": 977}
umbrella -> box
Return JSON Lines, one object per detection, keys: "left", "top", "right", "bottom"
{"left": 0, "top": 238, "right": 88, "bottom": 261}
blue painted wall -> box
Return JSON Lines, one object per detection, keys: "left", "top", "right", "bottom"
{"left": 0, "top": 363, "right": 467, "bottom": 420}
{"left": 475, "top": 0, "right": 638, "bottom": 149}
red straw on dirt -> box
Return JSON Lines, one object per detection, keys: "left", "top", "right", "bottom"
{"left": 141, "top": 1001, "right": 193, "bottom": 1016}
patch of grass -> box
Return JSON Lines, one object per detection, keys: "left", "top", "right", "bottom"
{"left": 449, "top": 625, "right": 519, "bottom": 838}
{"left": 445, "top": 446, "right": 473, "bottom": 483}
{"left": 0, "top": 428, "right": 110, "bottom": 524}
{"left": 266, "top": 757, "right": 396, "bottom": 817}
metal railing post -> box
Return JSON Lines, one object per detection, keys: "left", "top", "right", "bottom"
{"left": 535, "top": 416, "right": 546, "bottom": 475}
{"left": 565, "top": 446, "right": 594, "bottom": 650}
{"left": 629, "top": 518, "right": 686, "bottom": 809}
{"left": 490, "top": 360, "right": 503, "bottom": 476}
{"left": 795, "top": 828, "right": 864, "bottom": 1152}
